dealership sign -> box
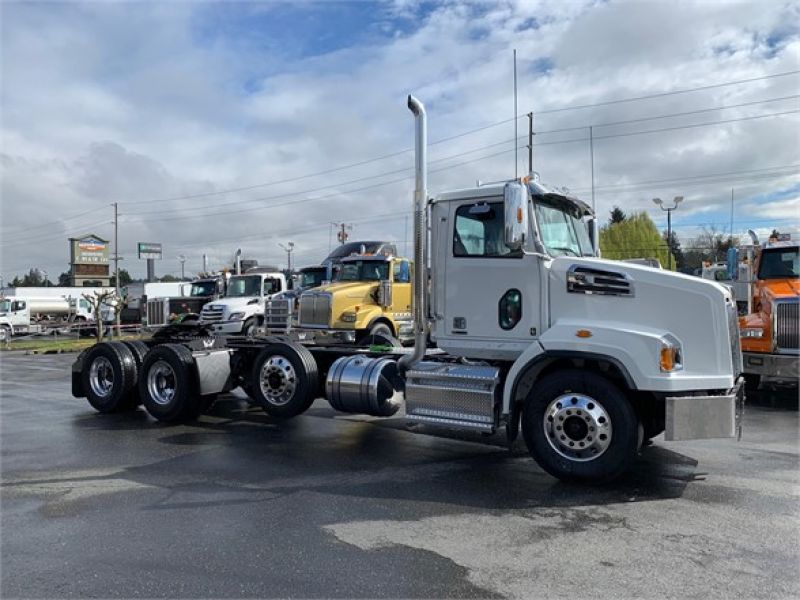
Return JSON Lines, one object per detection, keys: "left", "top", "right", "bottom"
{"left": 70, "top": 235, "right": 109, "bottom": 265}
{"left": 138, "top": 242, "right": 162, "bottom": 260}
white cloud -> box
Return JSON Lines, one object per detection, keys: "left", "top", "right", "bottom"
{"left": 1, "top": 0, "right": 798, "bottom": 280}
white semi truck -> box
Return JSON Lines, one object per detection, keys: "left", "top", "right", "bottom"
{"left": 72, "top": 96, "right": 743, "bottom": 484}
{"left": 200, "top": 268, "right": 287, "bottom": 335}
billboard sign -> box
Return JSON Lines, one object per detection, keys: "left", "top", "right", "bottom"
{"left": 70, "top": 235, "right": 109, "bottom": 265}
{"left": 138, "top": 242, "right": 162, "bottom": 260}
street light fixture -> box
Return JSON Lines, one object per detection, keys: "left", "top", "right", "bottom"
{"left": 279, "top": 242, "right": 295, "bottom": 272}
{"left": 653, "top": 196, "right": 683, "bottom": 270}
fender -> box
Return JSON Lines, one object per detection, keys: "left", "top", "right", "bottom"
{"left": 502, "top": 348, "right": 638, "bottom": 416}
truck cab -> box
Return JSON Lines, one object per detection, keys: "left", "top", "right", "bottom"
{"left": 200, "top": 269, "right": 286, "bottom": 335}
{"left": 264, "top": 266, "right": 327, "bottom": 334}
{"left": 292, "top": 254, "right": 413, "bottom": 345}
{"left": 738, "top": 238, "right": 799, "bottom": 387}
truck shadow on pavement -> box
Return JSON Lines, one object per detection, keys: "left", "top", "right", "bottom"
{"left": 71, "top": 396, "right": 703, "bottom": 512}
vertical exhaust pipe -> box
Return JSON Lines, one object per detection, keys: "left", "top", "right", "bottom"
{"left": 235, "top": 248, "right": 242, "bottom": 275}
{"left": 399, "top": 95, "right": 428, "bottom": 373}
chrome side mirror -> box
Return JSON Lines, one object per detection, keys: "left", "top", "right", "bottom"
{"left": 504, "top": 181, "right": 529, "bottom": 250}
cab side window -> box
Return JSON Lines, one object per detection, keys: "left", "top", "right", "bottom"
{"left": 393, "top": 260, "right": 410, "bottom": 283}
{"left": 453, "top": 202, "right": 521, "bottom": 258}
{"left": 264, "top": 279, "right": 282, "bottom": 295}
{"left": 13, "top": 301, "right": 26, "bottom": 311}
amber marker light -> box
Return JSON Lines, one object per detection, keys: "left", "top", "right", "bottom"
{"left": 576, "top": 330, "right": 592, "bottom": 338}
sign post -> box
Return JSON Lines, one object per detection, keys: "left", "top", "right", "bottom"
{"left": 138, "top": 242, "right": 162, "bottom": 282}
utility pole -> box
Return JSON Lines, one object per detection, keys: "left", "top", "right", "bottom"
{"left": 653, "top": 196, "right": 684, "bottom": 271}
{"left": 589, "top": 125, "right": 595, "bottom": 212}
{"left": 513, "top": 48, "right": 518, "bottom": 179}
{"left": 730, "top": 188, "right": 735, "bottom": 239}
{"left": 278, "top": 242, "right": 295, "bottom": 272}
{"left": 527, "top": 112, "right": 534, "bottom": 174}
{"left": 113, "top": 202, "right": 121, "bottom": 338}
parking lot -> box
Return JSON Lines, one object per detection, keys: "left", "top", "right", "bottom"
{"left": 1, "top": 352, "right": 797, "bottom": 599}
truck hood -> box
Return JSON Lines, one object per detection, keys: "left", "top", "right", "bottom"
{"left": 315, "top": 281, "right": 377, "bottom": 302}
{"left": 203, "top": 297, "right": 260, "bottom": 311}
{"left": 759, "top": 279, "right": 800, "bottom": 299}
{"left": 548, "top": 257, "right": 737, "bottom": 382}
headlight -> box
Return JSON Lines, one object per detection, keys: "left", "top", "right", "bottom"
{"left": 741, "top": 328, "right": 764, "bottom": 338}
{"left": 659, "top": 336, "right": 683, "bottom": 372}
{"left": 229, "top": 312, "right": 245, "bottom": 321}
{"left": 340, "top": 312, "right": 357, "bottom": 323}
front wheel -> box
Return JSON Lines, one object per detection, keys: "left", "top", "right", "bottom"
{"left": 0, "top": 325, "right": 10, "bottom": 343}
{"left": 521, "top": 370, "right": 638, "bottom": 484}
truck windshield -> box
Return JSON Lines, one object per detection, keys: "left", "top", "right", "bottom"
{"left": 336, "top": 261, "right": 390, "bottom": 282}
{"left": 0, "top": 300, "right": 9, "bottom": 313}
{"left": 299, "top": 269, "right": 326, "bottom": 289}
{"left": 190, "top": 281, "right": 217, "bottom": 297}
{"left": 758, "top": 247, "right": 799, "bottom": 279}
{"left": 226, "top": 275, "right": 261, "bottom": 297}
{"left": 534, "top": 197, "right": 594, "bottom": 257}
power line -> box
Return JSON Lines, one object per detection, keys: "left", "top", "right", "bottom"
{"left": 111, "top": 70, "right": 799, "bottom": 208}
{"left": 533, "top": 70, "right": 800, "bottom": 115}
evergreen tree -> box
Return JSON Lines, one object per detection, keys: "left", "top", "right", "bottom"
{"left": 663, "top": 230, "right": 686, "bottom": 270}
{"left": 609, "top": 206, "right": 626, "bottom": 224}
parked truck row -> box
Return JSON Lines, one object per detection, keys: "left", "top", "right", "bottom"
{"left": 71, "top": 95, "right": 745, "bottom": 485}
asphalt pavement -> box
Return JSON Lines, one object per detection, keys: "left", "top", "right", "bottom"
{"left": 1, "top": 352, "right": 798, "bottom": 599}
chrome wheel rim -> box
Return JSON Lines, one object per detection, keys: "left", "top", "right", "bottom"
{"left": 259, "top": 355, "right": 296, "bottom": 406}
{"left": 543, "top": 393, "right": 612, "bottom": 462}
{"left": 88, "top": 356, "right": 115, "bottom": 398}
{"left": 147, "top": 360, "right": 177, "bottom": 406}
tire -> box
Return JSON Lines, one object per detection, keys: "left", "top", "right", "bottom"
{"left": 81, "top": 342, "right": 138, "bottom": 413}
{"left": 139, "top": 343, "right": 200, "bottom": 423}
{"left": 242, "top": 317, "right": 257, "bottom": 337}
{"left": 121, "top": 340, "right": 149, "bottom": 406}
{"left": 250, "top": 342, "right": 319, "bottom": 419}
{"left": 357, "top": 322, "right": 400, "bottom": 348}
{"left": 0, "top": 325, "right": 10, "bottom": 343}
{"left": 521, "top": 369, "right": 638, "bottom": 484}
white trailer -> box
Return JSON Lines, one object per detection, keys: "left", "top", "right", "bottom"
{"left": 72, "top": 96, "right": 743, "bottom": 484}
{"left": 0, "top": 296, "right": 94, "bottom": 339}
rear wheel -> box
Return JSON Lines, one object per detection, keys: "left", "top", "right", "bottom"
{"left": 251, "top": 342, "right": 319, "bottom": 419}
{"left": 522, "top": 370, "right": 638, "bottom": 484}
{"left": 81, "top": 342, "right": 138, "bottom": 413}
{"left": 121, "top": 340, "right": 149, "bottom": 406}
{"left": 139, "top": 344, "right": 199, "bottom": 423}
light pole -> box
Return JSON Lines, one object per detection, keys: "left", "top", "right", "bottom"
{"left": 279, "top": 242, "right": 295, "bottom": 272}
{"left": 653, "top": 196, "right": 683, "bottom": 270}
{"left": 177, "top": 255, "right": 187, "bottom": 280}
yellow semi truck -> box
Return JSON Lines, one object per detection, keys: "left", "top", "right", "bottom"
{"left": 285, "top": 253, "right": 413, "bottom": 345}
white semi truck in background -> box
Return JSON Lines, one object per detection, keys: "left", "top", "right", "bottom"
{"left": 72, "top": 95, "right": 744, "bottom": 484}
{"left": 200, "top": 268, "right": 287, "bottom": 335}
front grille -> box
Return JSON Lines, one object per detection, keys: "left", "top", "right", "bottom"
{"left": 265, "top": 299, "right": 292, "bottom": 332}
{"left": 298, "top": 293, "right": 331, "bottom": 327}
{"left": 146, "top": 298, "right": 169, "bottom": 327}
{"left": 727, "top": 302, "right": 743, "bottom": 376}
{"left": 201, "top": 307, "right": 225, "bottom": 323}
{"left": 567, "top": 266, "right": 633, "bottom": 297}
{"left": 775, "top": 300, "right": 799, "bottom": 352}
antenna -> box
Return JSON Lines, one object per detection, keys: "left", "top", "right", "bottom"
{"left": 513, "top": 49, "right": 518, "bottom": 179}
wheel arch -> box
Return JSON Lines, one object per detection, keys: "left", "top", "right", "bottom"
{"left": 504, "top": 351, "right": 637, "bottom": 415}
{"left": 365, "top": 315, "right": 395, "bottom": 336}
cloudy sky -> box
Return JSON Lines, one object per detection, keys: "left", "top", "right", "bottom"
{"left": 1, "top": 0, "right": 798, "bottom": 281}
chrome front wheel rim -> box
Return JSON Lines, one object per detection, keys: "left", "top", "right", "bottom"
{"left": 147, "top": 360, "right": 177, "bottom": 406}
{"left": 543, "top": 393, "right": 612, "bottom": 462}
{"left": 259, "top": 355, "right": 297, "bottom": 406}
{"left": 89, "top": 356, "right": 115, "bottom": 398}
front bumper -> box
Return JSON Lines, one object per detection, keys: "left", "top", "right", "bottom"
{"left": 289, "top": 328, "right": 357, "bottom": 345}
{"left": 664, "top": 376, "right": 744, "bottom": 441}
{"left": 742, "top": 352, "right": 799, "bottom": 381}
{"left": 203, "top": 320, "right": 245, "bottom": 334}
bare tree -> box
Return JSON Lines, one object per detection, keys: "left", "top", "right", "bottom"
{"left": 82, "top": 290, "right": 121, "bottom": 343}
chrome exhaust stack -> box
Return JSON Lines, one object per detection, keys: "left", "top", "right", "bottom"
{"left": 398, "top": 94, "right": 428, "bottom": 374}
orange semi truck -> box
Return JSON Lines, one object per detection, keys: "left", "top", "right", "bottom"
{"left": 738, "top": 236, "right": 799, "bottom": 388}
